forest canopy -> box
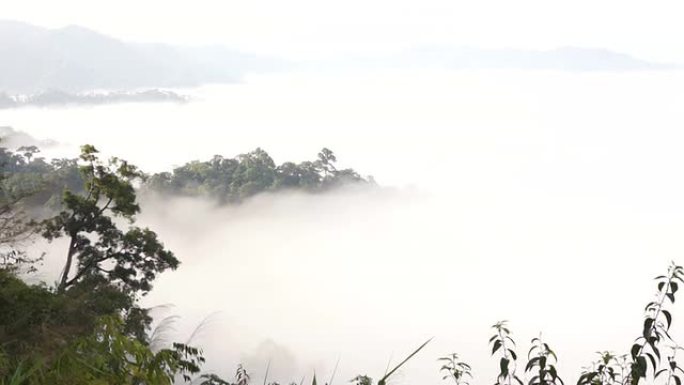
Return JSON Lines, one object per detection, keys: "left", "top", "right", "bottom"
{"left": 146, "top": 147, "right": 371, "bottom": 202}
{"left": 0, "top": 145, "right": 371, "bottom": 210}
{"left": 0, "top": 142, "right": 370, "bottom": 383}
{"left": 0, "top": 145, "right": 218, "bottom": 384}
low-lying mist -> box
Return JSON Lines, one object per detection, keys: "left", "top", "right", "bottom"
{"left": 127, "top": 185, "right": 678, "bottom": 385}
{"left": 8, "top": 68, "right": 684, "bottom": 384}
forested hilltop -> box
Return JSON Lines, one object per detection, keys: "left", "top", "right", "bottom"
{"left": 0, "top": 143, "right": 370, "bottom": 384}
{"left": 0, "top": 145, "right": 371, "bottom": 209}
{"left": 146, "top": 148, "right": 370, "bottom": 203}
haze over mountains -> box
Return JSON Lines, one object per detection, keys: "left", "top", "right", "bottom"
{"left": 325, "top": 45, "right": 680, "bottom": 72}
{"left": 0, "top": 20, "right": 286, "bottom": 93}
{"left": 0, "top": 19, "right": 680, "bottom": 95}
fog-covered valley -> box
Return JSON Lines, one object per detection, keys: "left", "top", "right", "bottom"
{"left": 5, "top": 0, "right": 684, "bottom": 382}
{"left": 4, "top": 68, "right": 684, "bottom": 384}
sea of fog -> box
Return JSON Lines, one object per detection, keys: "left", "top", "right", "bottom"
{"left": 3, "top": 69, "right": 684, "bottom": 384}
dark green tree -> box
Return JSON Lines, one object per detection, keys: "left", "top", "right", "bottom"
{"left": 41, "top": 145, "right": 178, "bottom": 296}
{"left": 316, "top": 148, "right": 337, "bottom": 177}
{"left": 0, "top": 144, "right": 227, "bottom": 384}
{"left": 17, "top": 146, "right": 39, "bottom": 163}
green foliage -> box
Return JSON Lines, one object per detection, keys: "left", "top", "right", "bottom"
{"left": 0, "top": 269, "right": 222, "bottom": 385}
{"left": 438, "top": 353, "right": 472, "bottom": 385}
{"left": 0, "top": 144, "right": 370, "bottom": 212}
{"left": 0, "top": 143, "right": 228, "bottom": 385}
{"left": 199, "top": 373, "right": 232, "bottom": 385}
{"left": 491, "top": 321, "right": 523, "bottom": 385}
{"left": 146, "top": 147, "right": 369, "bottom": 203}
{"left": 656, "top": 351, "right": 684, "bottom": 385}
{"left": 578, "top": 352, "right": 628, "bottom": 385}
{"left": 41, "top": 145, "right": 178, "bottom": 297}
{"left": 629, "top": 263, "right": 684, "bottom": 385}
{"left": 235, "top": 364, "right": 251, "bottom": 385}
{"left": 0, "top": 360, "right": 41, "bottom": 385}
{"left": 0, "top": 151, "right": 39, "bottom": 270}
{"left": 0, "top": 146, "right": 83, "bottom": 211}
{"left": 525, "top": 337, "right": 563, "bottom": 385}
{"left": 441, "top": 264, "right": 684, "bottom": 385}
{"left": 0, "top": 269, "right": 95, "bottom": 360}
{"left": 0, "top": 141, "right": 372, "bottom": 385}
{"left": 0, "top": 142, "right": 77, "bottom": 271}
{"left": 42, "top": 316, "right": 205, "bottom": 385}
{"left": 12, "top": 141, "right": 684, "bottom": 385}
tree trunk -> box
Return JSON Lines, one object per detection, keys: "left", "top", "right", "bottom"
{"left": 58, "top": 236, "right": 76, "bottom": 292}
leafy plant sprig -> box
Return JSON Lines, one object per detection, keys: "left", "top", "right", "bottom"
{"left": 525, "top": 336, "right": 563, "bottom": 385}
{"left": 438, "top": 353, "right": 472, "bottom": 385}
{"left": 578, "top": 352, "right": 622, "bottom": 385}
{"left": 630, "top": 263, "right": 684, "bottom": 385}
{"left": 235, "top": 364, "right": 251, "bottom": 385}
{"left": 491, "top": 321, "right": 523, "bottom": 385}
{"left": 655, "top": 346, "right": 684, "bottom": 385}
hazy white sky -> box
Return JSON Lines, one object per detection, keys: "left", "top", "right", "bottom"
{"left": 2, "top": 0, "right": 684, "bottom": 61}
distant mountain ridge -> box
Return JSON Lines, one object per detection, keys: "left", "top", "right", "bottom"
{"left": 310, "top": 45, "right": 681, "bottom": 72}
{"left": 398, "top": 45, "right": 680, "bottom": 71}
{"left": 0, "top": 20, "right": 680, "bottom": 94}
{"left": 0, "top": 20, "right": 287, "bottom": 93}
{"left": 0, "top": 89, "right": 189, "bottom": 109}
